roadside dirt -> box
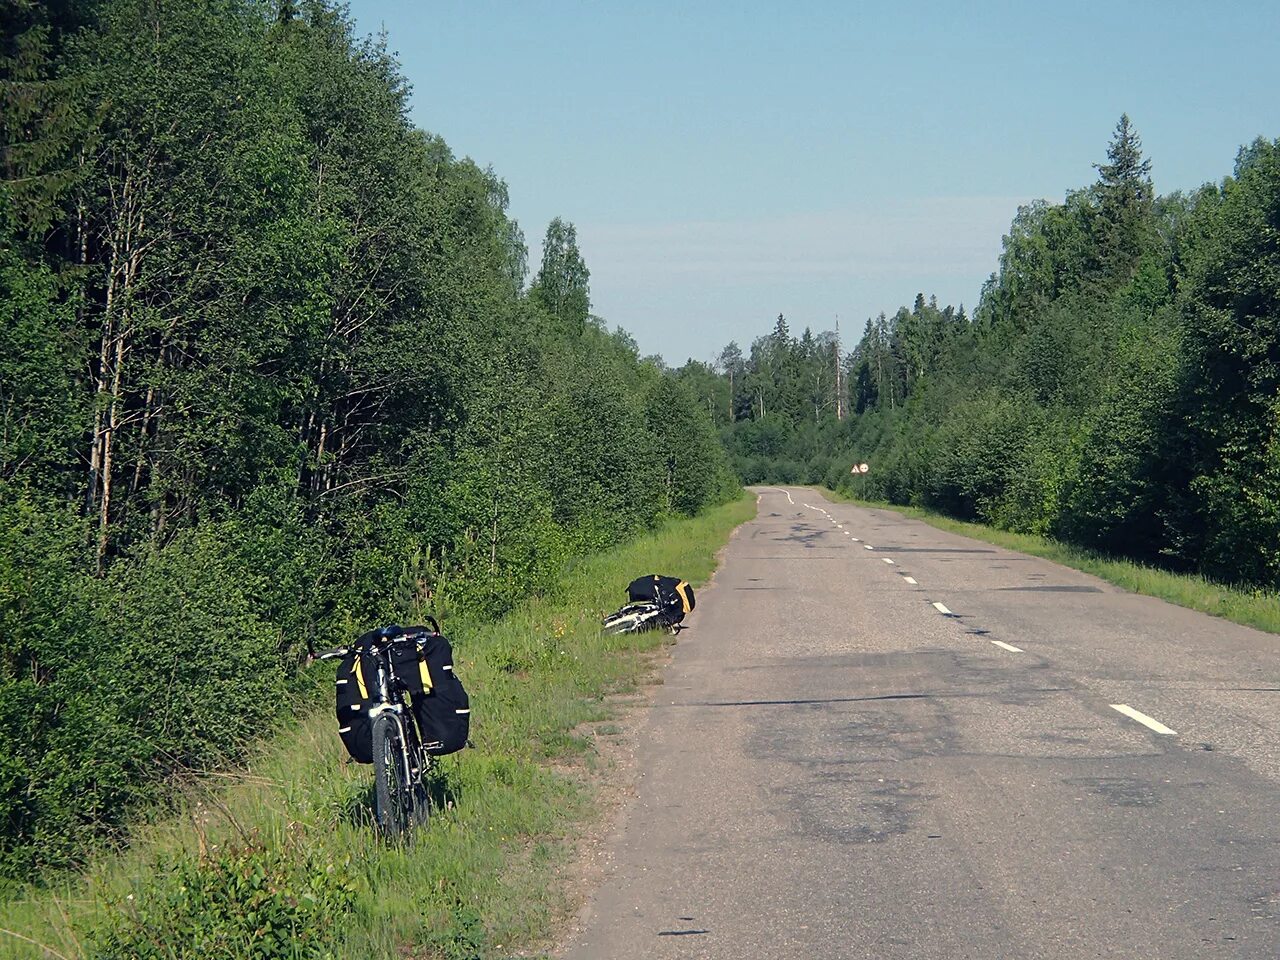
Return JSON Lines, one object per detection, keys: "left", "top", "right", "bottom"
{"left": 530, "top": 526, "right": 743, "bottom": 958}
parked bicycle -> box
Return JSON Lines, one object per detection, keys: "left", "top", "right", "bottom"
{"left": 313, "top": 619, "right": 469, "bottom": 838}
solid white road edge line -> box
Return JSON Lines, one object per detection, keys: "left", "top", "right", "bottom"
{"left": 991, "top": 640, "right": 1023, "bottom": 653}
{"left": 1110, "top": 704, "right": 1177, "bottom": 735}
{"left": 932, "top": 602, "right": 953, "bottom": 615}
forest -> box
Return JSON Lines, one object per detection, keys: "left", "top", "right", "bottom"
{"left": 0, "top": 0, "right": 734, "bottom": 883}
{"left": 4, "top": 0, "right": 1277, "bottom": 905}
{"left": 682, "top": 116, "right": 1280, "bottom": 590}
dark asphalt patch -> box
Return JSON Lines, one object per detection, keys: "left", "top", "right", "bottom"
{"left": 1064, "top": 776, "right": 1161, "bottom": 807}
{"left": 680, "top": 693, "right": 936, "bottom": 708}
{"left": 997, "top": 585, "right": 1103, "bottom": 593}
{"left": 877, "top": 546, "right": 998, "bottom": 554}
{"left": 741, "top": 555, "right": 847, "bottom": 560}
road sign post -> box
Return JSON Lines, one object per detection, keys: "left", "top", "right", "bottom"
{"left": 851, "top": 462, "right": 869, "bottom": 500}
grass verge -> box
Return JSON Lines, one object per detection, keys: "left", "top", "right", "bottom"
{"left": 1, "top": 493, "right": 756, "bottom": 960}
{"left": 820, "top": 487, "right": 1280, "bottom": 636}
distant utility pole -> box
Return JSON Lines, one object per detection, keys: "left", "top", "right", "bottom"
{"left": 834, "top": 315, "right": 844, "bottom": 421}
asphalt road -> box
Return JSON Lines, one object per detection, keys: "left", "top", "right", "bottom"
{"left": 559, "top": 486, "right": 1280, "bottom": 960}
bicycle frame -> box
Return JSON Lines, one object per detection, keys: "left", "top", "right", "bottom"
{"left": 369, "top": 642, "right": 431, "bottom": 790}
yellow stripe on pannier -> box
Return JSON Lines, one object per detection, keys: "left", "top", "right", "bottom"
{"left": 675, "top": 580, "right": 692, "bottom": 614}
{"left": 419, "top": 652, "right": 433, "bottom": 692}
{"left": 354, "top": 657, "right": 369, "bottom": 700}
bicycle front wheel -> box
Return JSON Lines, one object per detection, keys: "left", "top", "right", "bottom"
{"left": 372, "top": 714, "right": 412, "bottom": 838}
{"left": 602, "top": 604, "right": 659, "bottom": 635}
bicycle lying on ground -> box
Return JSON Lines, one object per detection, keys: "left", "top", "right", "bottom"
{"left": 313, "top": 622, "right": 441, "bottom": 837}
{"left": 601, "top": 600, "right": 684, "bottom": 635}
{"left": 601, "top": 574, "right": 696, "bottom": 636}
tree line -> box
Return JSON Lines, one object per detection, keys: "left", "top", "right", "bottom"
{"left": 682, "top": 115, "right": 1279, "bottom": 589}
{"left": 0, "top": 0, "right": 734, "bottom": 883}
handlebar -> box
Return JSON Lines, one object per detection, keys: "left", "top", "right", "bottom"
{"left": 310, "top": 619, "right": 444, "bottom": 665}
{"left": 376, "top": 618, "right": 440, "bottom": 637}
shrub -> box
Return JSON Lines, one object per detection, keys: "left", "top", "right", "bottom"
{"left": 87, "top": 836, "right": 359, "bottom": 960}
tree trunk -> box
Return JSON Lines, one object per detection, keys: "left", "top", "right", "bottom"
{"left": 97, "top": 273, "right": 131, "bottom": 574}
{"left": 130, "top": 383, "right": 155, "bottom": 497}
{"left": 490, "top": 503, "right": 499, "bottom": 575}
{"left": 86, "top": 272, "right": 115, "bottom": 520}
{"left": 91, "top": 173, "right": 145, "bottom": 571}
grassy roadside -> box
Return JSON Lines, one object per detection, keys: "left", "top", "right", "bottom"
{"left": 1, "top": 493, "right": 756, "bottom": 960}
{"left": 820, "top": 487, "right": 1280, "bottom": 636}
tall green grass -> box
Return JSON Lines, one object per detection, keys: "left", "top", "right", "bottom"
{"left": 822, "top": 488, "right": 1280, "bottom": 635}
{"left": 1, "top": 495, "right": 756, "bottom": 960}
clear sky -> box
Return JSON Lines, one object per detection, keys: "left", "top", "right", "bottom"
{"left": 347, "top": 0, "right": 1279, "bottom": 364}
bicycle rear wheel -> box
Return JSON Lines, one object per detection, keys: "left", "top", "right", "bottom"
{"left": 372, "top": 714, "right": 412, "bottom": 838}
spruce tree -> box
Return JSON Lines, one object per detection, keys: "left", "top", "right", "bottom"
{"left": 1093, "top": 113, "right": 1154, "bottom": 283}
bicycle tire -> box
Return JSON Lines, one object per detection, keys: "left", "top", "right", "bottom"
{"left": 602, "top": 605, "right": 662, "bottom": 635}
{"left": 372, "top": 714, "right": 412, "bottom": 838}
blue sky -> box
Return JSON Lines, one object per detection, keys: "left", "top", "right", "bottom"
{"left": 347, "top": 0, "right": 1279, "bottom": 363}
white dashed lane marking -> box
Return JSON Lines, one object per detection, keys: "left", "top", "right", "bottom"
{"left": 882, "top": 558, "right": 895, "bottom": 565}
{"left": 864, "top": 545, "right": 874, "bottom": 551}
{"left": 903, "top": 576, "right": 917, "bottom": 585}
{"left": 991, "top": 640, "right": 1023, "bottom": 653}
{"left": 1110, "top": 704, "right": 1177, "bottom": 735}
{"left": 932, "top": 602, "right": 954, "bottom": 616}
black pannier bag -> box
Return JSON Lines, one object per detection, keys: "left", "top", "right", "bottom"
{"left": 626, "top": 574, "right": 695, "bottom": 624}
{"left": 407, "top": 630, "right": 470, "bottom": 756}
{"left": 335, "top": 649, "right": 377, "bottom": 764}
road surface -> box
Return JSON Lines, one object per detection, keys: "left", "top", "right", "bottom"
{"left": 560, "top": 486, "right": 1280, "bottom": 960}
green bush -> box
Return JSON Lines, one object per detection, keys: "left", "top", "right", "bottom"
{"left": 0, "top": 502, "right": 297, "bottom": 880}
{"left": 88, "top": 837, "right": 359, "bottom": 960}
{"left": 0, "top": 489, "right": 99, "bottom": 880}
{"left": 96, "top": 526, "right": 289, "bottom": 774}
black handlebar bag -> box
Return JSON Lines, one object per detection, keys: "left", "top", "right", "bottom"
{"left": 408, "top": 632, "right": 470, "bottom": 756}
